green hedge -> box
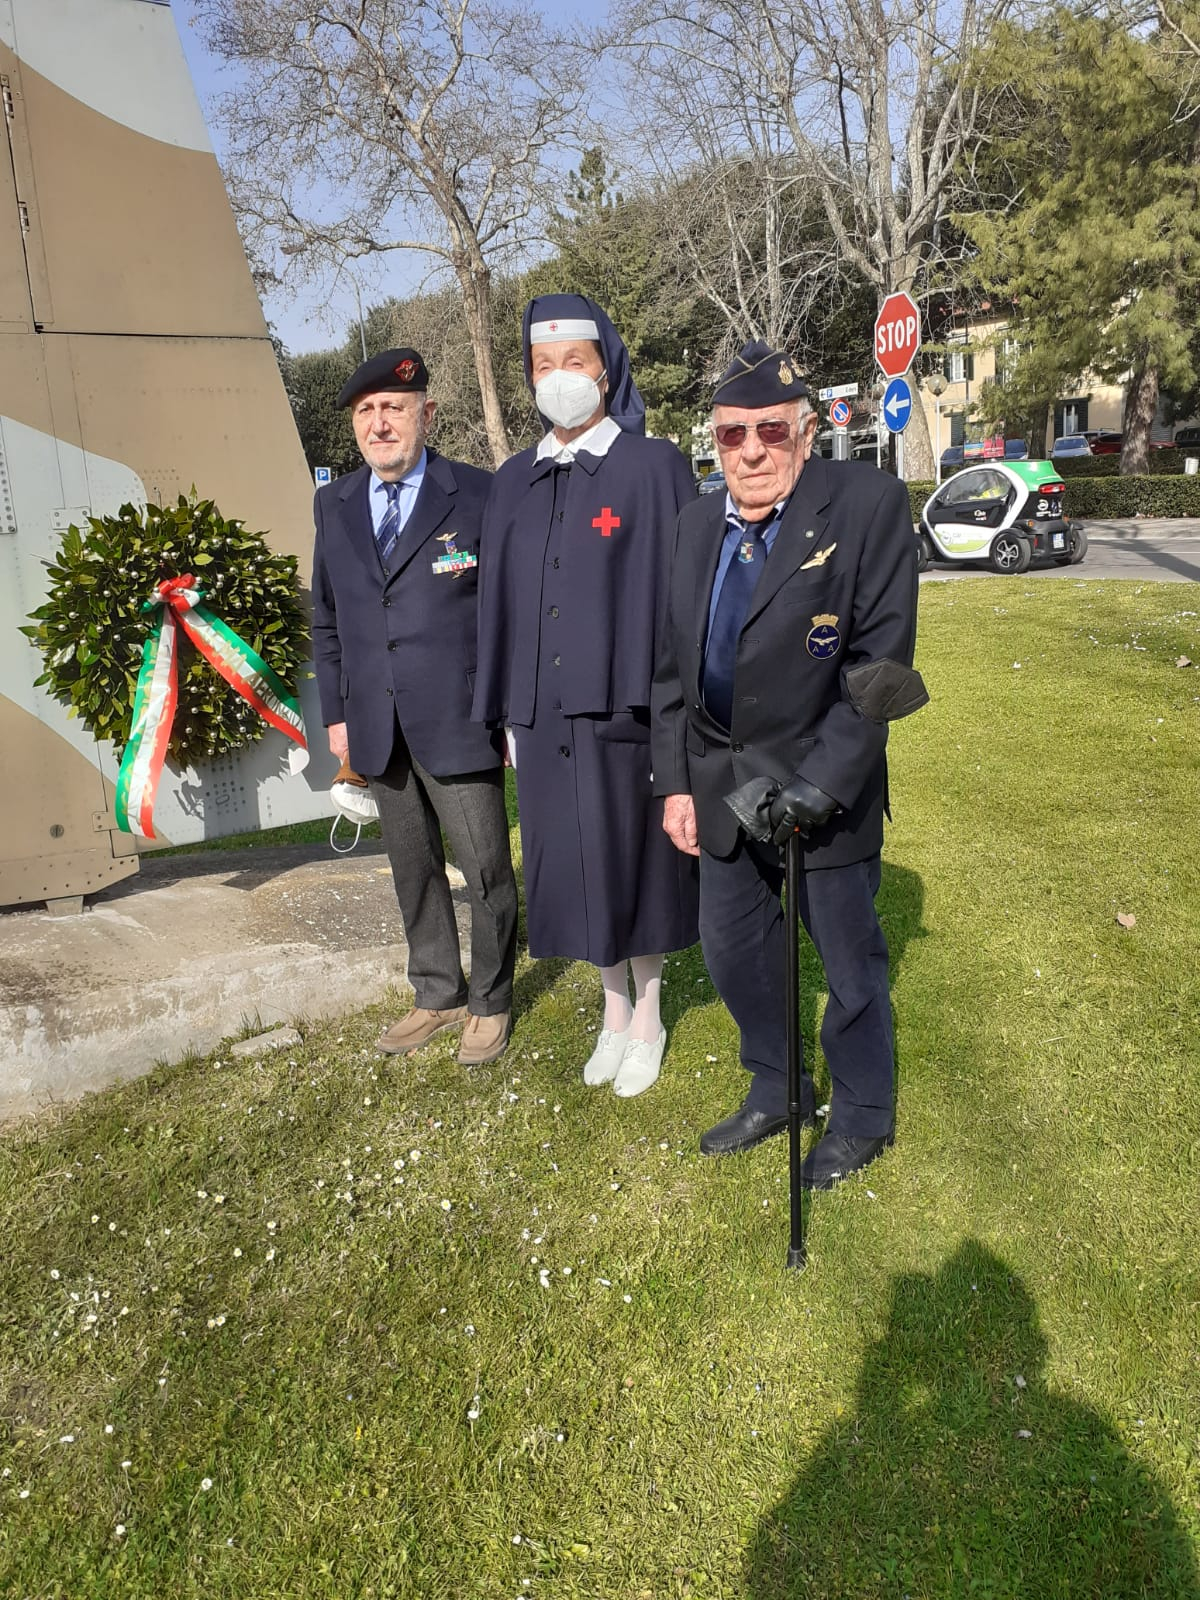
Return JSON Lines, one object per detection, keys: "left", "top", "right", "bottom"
{"left": 1054, "top": 449, "right": 1195, "bottom": 477}
{"left": 907, "top": 474, "right": 1200, "bottom": 522}
{"left": 925, "top": 449, "right": 1195, "bottom": 483}
{"left": 1058, "top": 475, "right": 1200, "bottom": 517}
{"left": 908, "top": 482, "right": 935, "bottom": 520}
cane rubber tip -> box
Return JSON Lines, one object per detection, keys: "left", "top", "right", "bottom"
{"left": 786, "top": 1246, "right": 807, "bottom": 1271}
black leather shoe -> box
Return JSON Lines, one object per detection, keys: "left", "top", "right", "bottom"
{"left": 801, "top": 1131, "right": 894, "bottom": 1191}
{"left": 700, "top": 1104, "right": 787, "bottom": 1156}
{"left": 699, "top": 1075, "right": 816, "bottom": 1156}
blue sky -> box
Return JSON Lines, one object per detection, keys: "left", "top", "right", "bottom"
{"left": 170, "top": 0, "right": 610, "bottom": 355}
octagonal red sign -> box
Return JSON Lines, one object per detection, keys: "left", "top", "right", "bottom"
{"left": 874, "top": 292, "right": 921, "bottom": 379}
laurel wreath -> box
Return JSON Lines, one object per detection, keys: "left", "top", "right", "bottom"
{"left": 22, "top": 493, "right": 309, "bottom": 766}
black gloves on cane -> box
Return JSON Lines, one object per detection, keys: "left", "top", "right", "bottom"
{"left": 724, "top": 773, "right": 839, "bottom": 846}
{"left": 767, "top": 776, "right": 838, "bottom": 845}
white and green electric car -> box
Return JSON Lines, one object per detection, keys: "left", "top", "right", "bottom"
{"left": 917, "top": 460, "right": 1088, "bottom": 574}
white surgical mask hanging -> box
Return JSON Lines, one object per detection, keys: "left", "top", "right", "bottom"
{"left": 534, "top": 368, "right": 606, "bottom": 431}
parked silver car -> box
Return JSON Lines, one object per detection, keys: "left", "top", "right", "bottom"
{"left": 1051, "top": 434, "right": 1092, "bottom": 459}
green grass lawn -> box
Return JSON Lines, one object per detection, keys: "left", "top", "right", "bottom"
{"left": 2, "top": 579, "right": 1199, "bottom": 1598}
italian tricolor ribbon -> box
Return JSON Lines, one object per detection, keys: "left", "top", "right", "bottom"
{"left": 115, "top": 575, "right": 308, "bottom": 839}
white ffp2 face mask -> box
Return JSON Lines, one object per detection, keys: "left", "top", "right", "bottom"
{"left": 329, "top": 774, "right": 379, "bottom": 853}
{"left": 534, "top": 368, "right": 606, "bottom": 430}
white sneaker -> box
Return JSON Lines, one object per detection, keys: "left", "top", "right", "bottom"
{"left": 583, "top": 1027, "right": 630, "bottom": 1086}
{"left": 614, "top": 1028, "right": 666, "bottom": 1098}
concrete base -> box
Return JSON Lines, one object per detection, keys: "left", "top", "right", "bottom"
{"left": 0, "top": 842, "right": 470, "bottom": 1121}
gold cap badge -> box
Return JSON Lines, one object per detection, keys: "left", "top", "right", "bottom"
{"left": 812, "top": 613, "right": 839, "bottom": 628}
{"left": 779, "top": 360, "right": 794, "bottom": 385}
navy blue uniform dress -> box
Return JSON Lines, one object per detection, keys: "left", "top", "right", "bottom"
{"left": 474, "top": 427, "right": 699, "bottom": 965}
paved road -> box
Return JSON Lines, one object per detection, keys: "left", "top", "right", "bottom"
{"left": 922, "top": 519, "right": 1200, "bottom": 584}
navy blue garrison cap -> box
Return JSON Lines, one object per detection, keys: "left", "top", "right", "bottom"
{"left": 337, "top": 347, "right": 430, "bottom": 408}
{"left": 712, "top": 340, "right": 809, "bottom": 408}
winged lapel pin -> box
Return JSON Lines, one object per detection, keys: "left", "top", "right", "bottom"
{"left": 800, "top": 541, "right": 837, "bottom": 570}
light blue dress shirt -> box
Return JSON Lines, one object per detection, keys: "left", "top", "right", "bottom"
{"left": 369, "top": 448, "right": 428, "bottom": 540}
{"left": 704, "top": 492, "right": 788, "bottom": 651}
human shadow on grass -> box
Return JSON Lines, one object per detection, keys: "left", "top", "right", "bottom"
{"left": 509, "top": 857, "right": 926, "bottom": 1054}
{"left": 512, "top": 954, "right": 571, "bottom": 1019}
{"left": 746, "top": 1240, "right": 1200, "bottom": 1599}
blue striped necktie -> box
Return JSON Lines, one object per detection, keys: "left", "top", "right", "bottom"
{"left": 376, "top": 481, "right": 402, "bottom": 563}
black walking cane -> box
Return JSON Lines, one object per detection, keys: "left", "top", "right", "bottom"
{"left": 724, "top": 779, "right": 810, "bottom": 1272}
{"left": 783, "top": 824, "right": 807, "bottom": 1270}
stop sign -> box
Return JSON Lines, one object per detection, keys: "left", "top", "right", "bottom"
{"left": 874, "top": 291, "right": 921, "bottom": 379}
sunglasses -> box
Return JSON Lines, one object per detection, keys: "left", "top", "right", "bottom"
{"left": 714, "top": 419, "right": 793, "bottom": 448}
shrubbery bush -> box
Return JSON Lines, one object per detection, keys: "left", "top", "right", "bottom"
{"left": 1062, "top": 476, "right": 1200, "bottom": 517}
{"left": 1054, "top": 450, "right": 1194, "bottom": 477}
{"left": 908, "top": 482, "right": 934, "bottom": 520}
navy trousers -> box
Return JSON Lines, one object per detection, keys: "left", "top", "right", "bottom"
{"left": 698, "top": 838, "right": 895, "bottom": 1137}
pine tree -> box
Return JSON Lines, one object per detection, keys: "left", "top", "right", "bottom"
{"left": 963, "top": 9, "right": 1200, "bottom": 472}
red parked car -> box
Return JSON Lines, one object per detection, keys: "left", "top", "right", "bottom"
{"left": 1088, "top": 430, "right": 1122, "bottom": 455}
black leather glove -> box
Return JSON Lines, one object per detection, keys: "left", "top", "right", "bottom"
{"left": 767, "top": 776, "right": 838, "bottom": 846}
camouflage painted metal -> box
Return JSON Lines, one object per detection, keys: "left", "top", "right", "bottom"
{"left": 0, "top": 0, "right": 327, "bottom": 908}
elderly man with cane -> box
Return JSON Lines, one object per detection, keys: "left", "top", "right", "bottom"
{"left": 652, "top": 341, "right": 927, "bottom": 1199}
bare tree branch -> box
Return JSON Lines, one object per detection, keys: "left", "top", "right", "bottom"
{"left": 606, "top": 0, "right": 1014, "bottom": 473}
{"left": 194, "top": 0, "right": 587, "bottom": 464}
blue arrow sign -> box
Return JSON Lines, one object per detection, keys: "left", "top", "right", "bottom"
{"left": 883, "top": 377, "right": 913, "bottom": 434}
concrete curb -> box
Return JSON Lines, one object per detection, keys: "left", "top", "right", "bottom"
{"left": 0, "top": 842, "right": 470, "bottom": 1122}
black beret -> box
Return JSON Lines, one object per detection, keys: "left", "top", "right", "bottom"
{"left": 712, "top": 340, "right": 809, "bottom": 408}
{"left": 337, "top": 347, "right": 430, "bottom": 408}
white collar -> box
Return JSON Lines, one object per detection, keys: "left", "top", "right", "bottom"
{"left": 535, "top": 415, "right": 621, "bottom": 464}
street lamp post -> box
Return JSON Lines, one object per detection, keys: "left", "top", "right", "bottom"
{"left": 349, "top": 274, "right": 368, "bottom": 362}
{"left": 926, "top": 371, "right": 949, "bottom": 484}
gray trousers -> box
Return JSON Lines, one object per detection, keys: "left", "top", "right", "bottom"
{"left": 369, "top": 743, "right": 517, "bottom": 1016}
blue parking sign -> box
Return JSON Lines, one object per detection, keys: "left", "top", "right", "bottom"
{"left": 314, "top": 466, "right": 332, "bottom": 487}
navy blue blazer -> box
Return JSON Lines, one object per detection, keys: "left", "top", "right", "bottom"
{"left": 311, "top": 450, "right": 502, "bottom": 779}
{"left": 651, "top": 457, "right": 919, "bottom": 867}
{"left": 472, "top": 431, "right": 697, "bottom": 726}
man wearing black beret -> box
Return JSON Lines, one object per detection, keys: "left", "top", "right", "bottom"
{"left": 652, "top": 340, "right": 927, "bottom": 1185}
{"left": 311, "top": 348, "right": 518, "bottom": 1064}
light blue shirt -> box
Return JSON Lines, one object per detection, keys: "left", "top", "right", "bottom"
{"left": 704, "top": 493, "right": 788, "bottom": 651}
{"left": 369, "top": 449, "right": 427, "bottom": 539}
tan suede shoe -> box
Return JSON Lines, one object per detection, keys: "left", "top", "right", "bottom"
{"left": 456, "top": 1012, "right": 512, "bottom": 1066}
{"left": 377, "top": 1006, "right": 469, "bottom": 1055}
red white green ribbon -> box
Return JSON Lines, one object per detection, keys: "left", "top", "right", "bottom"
{"left": 115, "top": 575, "right": 308, "bottom": 839}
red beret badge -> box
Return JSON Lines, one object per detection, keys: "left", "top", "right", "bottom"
{"left": 395, "top": 358, "right": 418, "bottom": 382}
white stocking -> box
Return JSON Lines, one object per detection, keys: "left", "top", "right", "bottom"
{"left": 629, "top": 954, "right": 664, "bottom": 1042}
{"left": 598, "top": 963, "right": 633, "bottom": 1034}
